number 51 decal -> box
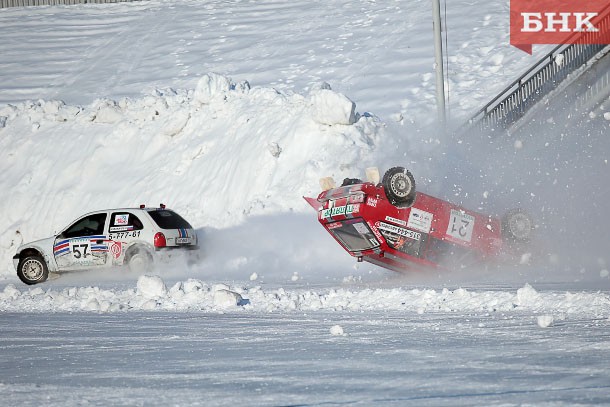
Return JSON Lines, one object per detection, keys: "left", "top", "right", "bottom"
{"left": 446, "top": 209, "right": 475, "bottom": 242}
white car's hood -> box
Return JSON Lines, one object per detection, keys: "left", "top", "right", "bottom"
{"left": 15, "top": 236, "right": 58, "bottom": 271}
{"left": 17, "top": 236, "right": 56, "bottom": 253}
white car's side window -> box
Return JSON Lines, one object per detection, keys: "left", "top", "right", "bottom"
{"left": 54, "top": 213, "right": 109, "bottom": 269}
{"left": 108, "top": 212, "right": 144, "bottom": 239}
{"left": 63, "top": 213, "right": 107, "bottom": 238}
{"left": 107, "top": 212, "right": 145, "bottom": 263}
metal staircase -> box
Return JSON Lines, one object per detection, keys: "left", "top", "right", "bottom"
{"left": 466, "top": 4, "right": 610, "bottom": 132}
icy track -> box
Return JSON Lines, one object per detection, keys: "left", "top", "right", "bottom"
{"left": 1, "top": 275, "right": 610, "bottom": 407}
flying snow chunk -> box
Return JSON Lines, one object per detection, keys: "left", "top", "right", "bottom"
{"left": 554, "top": 54, "right": 565, "bottom": 67}
{"left": 193, "top": 73, "right": 232, "bottom": 105}
{"left": 309, "top": 89, "right": 357, "bottom": 125}
{"left": 137, "top": 275, "right": 167, "bottom": 299}
{"left": 330, "top": 325, "right": 345, "bottom": 336}
{"left": 537, "top": 315, "right": 554, "bottom": 328}
{"left": 520, "top": 252, "right": 532, "bottom": 265}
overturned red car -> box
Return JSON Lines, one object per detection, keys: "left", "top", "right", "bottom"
{"left": 304, "top": 167, "right": 533, "bottom": 273}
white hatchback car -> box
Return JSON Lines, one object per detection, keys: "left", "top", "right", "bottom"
{"left": 13, "top": 204, "right": 199, "bottom": 285}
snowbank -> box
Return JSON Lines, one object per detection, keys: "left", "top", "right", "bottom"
{"left": 0, "top": 74, "right": 383, "bottom": 276}
{"left": 1, "top": 276, "right": 609, "bottom": 319}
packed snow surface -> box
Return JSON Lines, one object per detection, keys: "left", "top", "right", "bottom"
{"left": 1, "top": 0, "right": 610, "bottom": 406}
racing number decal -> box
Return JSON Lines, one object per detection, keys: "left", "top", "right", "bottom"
{"left": 70, "top": 239, "right": 90, "bottom": 261}
{"left": 73, "top": 244, "right": 89, "bottom": 259}
{"left": 446, "top": 209, "right": 475, "bottom": 242}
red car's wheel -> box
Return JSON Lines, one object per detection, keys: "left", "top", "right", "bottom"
{"left": 382, "top": 167, "right": 416, "bottom": 208}
{"left": 501, "top": 209, "right": 533, "bottom": 242}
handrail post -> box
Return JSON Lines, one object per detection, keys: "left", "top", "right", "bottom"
{"left": 432, "top": 0, "right": 446, "bottom": 128}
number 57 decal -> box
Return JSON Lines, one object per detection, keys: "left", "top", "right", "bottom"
{"left": 70, "top": 239, "right": 90, "bottom": 260}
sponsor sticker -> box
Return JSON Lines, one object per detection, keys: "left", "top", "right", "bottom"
{"left": 114, "top": 214, "right": 129, "bottom": 226}
{"left": 109, "top": 225, "right": 134, "bottom": 232}
{"left": 378, "top": 222, "right": 421, "bottom": 241}
{"left": 510, "top": 0, "right": 610, "bottom": 54}
{"left": 368, "top": 221, "right": 385, "bottom": 243}
{"left": 385, "top": 216, "right": 407, "bottom": 227}
{"left": 110, "top": 242, "right": 122, "bottom": 259}
{"left": 407, "top": 208, "right": 433, "bottom": 233}
{"left": 321, "top": 204, "right": 355, "bottom": 219}
{"left": 366, "top": 198, "right": 378, "bottom": 207}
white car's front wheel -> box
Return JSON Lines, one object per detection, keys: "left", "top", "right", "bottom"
{"left": 17, "top": 255, "right": 49, "bottom": 285}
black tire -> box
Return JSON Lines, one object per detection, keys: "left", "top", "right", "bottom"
{"left": 125, "top": 247, "right": 153, "bottom": 273}
{"left": 17, "top": 255, "right": 49, "bottom": 285}
{"left": 501, "top": 209, "right": 533, "bottom": 243}
{"left": 341, "top": 177, "right": 363, "bottom": 186}
{"left": 382, "top": 167, "right": 417, "bottom": 208}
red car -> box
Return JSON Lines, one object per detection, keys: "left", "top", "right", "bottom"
{"left": 305, "top": 167, "right": 533, "bottom": 273}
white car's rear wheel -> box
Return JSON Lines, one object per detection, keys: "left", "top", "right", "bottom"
{"left": 127, "top": 249, "right": 153, "bottom": 274}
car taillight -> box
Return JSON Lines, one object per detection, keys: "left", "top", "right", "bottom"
{"left": 154, "top": 232, "right": 166, "bottom": 248}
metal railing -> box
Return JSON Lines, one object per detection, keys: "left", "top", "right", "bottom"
{"left": 1, "top": 0, "right": 134, "bottom": 7}
{"left": 467, "top": 4, "right": 610, "bottom": 132}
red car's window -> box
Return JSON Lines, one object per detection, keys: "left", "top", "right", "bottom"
{"left": 328, "top": 219, "right": 379, "bottom": 252}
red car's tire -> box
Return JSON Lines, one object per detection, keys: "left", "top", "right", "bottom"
{"left": 501, "top": 209, "right": 533, "bottom": 243}
{"left": 382, "top": 167, "right": 417, "bottom": 208}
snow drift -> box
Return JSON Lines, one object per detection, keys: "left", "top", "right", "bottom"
{"left": 2, "top": 275, "right": 609, "bottom": 318}
{"left": 0, "top": 73, "right": 384, "bottom": 275}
